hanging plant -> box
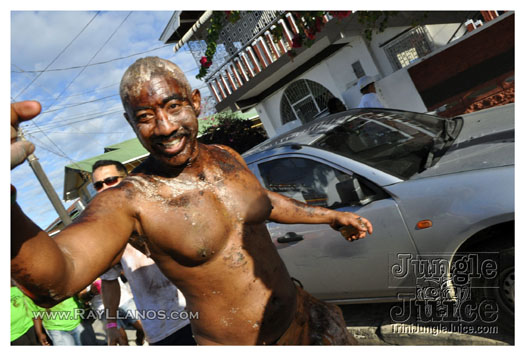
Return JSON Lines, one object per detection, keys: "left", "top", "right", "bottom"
{"left": 195, "top": 11, "right": 393, "bottom": 78}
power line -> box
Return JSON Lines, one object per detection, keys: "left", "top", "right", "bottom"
{"left": 24, "top": 109, "right": 124, "bottom": 134}
{"left": 24, "top": 105, "right": 123, "bottom": 130}
{"left": 35, "top": 131, "right": 129, "bottom": 135}
{"left": 25, "top": 132, "right": 69, "bottom": 159}
{"left": 40, "top": 94, "right": 120, "bottom": 114}
{"left": 27, "top": 120, "right": 85, "bottom": 171}
{"left": 13, "top": 11, "right": 100, "bottom": 101}
{"left": 11, "top": 44, "right": 174, "bottom": 73}
{"left": 11, "top": 63, "right": 62, "bottom": 100}
{"left": 42, "top": 12, "right": 133, "bottom": 115}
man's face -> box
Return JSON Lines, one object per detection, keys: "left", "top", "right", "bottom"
{"left": 124, "top": 75, "right": 201, "bottom": 168}
{"left": 92, "top": 165, "right": 124, "bottom": 193}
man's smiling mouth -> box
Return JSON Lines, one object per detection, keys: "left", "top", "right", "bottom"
{"left": 156, "top": 135, "right": 186, "bottom": 155}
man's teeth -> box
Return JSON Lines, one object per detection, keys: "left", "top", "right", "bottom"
{"left": 162, "top": 137, "right": 182, "bottom": 147}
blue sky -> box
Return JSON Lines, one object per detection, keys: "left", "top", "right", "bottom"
{"left": 10, "top": 11, "right": 209, "bottom": 228}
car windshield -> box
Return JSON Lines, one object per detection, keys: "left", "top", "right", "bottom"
{"left": 313, "top": 111, "right": 449, "bottom": 179}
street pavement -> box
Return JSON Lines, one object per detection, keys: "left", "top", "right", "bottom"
{"left": 88, "top": 302, "right": 513, "bottom": 346}
{"left": 340, "top": 302, "right": 514, "bottom": 345}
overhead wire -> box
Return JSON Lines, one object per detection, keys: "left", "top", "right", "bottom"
{"left": 42, "top": 12, "right": 133, "bottom": 115}
{"left": 13, "top": 11, "right": 100, "bottom": 101}
{"left": 26, "top": 12, "right": 132, "bottom": 170}
{"left": 10, "top": 44, "right": 174, "bottom": 73}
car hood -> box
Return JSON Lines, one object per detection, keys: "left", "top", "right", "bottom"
{"left": 413, "top": 104, "right": 514, "bottom": 179}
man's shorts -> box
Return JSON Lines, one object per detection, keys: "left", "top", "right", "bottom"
{"left": 275, "top": 285, "right": 357, "bottom": 345}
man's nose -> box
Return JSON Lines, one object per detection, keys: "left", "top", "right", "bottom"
{"left": 154, "top": 110, "right": 179, "bottom": 136}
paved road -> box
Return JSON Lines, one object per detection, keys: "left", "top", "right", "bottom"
{"left": 340, "top": 302, "right": 514, "bottom": 345}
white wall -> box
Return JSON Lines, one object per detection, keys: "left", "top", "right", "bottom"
{"left": 376, "top": 69, "right": 427, "bottom": 111}
{"left": 255, "top": 23, "right": 464, "bottom": 137}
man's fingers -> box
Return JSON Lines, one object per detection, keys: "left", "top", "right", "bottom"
{"left": 11, "top": 101, "right": 42, "bottom": 126}
{"left": 11, "top": 141, "right": 35, "bottom": 169}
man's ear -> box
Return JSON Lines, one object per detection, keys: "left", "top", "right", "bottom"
{"left": 191, "top": 89, "right": 201, "bottom": 117}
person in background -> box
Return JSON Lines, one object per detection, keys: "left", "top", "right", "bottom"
{"left": 80, "top": 278, "right": 145, "bottom": 345}
{"left": 92, "top": 159, "right": 196, "bottom": 345}
{"left": 11, "top": 284, "right": 40, "bottom": 345}
{"left": 357, "top": 75, "right": 385, "bottom": 108}
{"left": 25, "top": 296, "right": 90, "bottom": 345}
{"left": 327, "top": 97, "right": 347, "bottom": 114}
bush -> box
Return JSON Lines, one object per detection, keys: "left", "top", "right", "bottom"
{"left": 198, "top": 112, "right": 268, "bottom": 154}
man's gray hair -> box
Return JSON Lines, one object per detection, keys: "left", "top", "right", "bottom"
{"left": 120, "top": 57, "right": 192, "bottom": 106}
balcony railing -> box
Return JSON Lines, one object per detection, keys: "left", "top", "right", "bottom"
{"left": 186, "top": 11, "right": 331, "bottom": 105}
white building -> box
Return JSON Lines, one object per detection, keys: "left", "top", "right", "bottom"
{"left": 161, "top": 11, "right": 514, "bottom": 137}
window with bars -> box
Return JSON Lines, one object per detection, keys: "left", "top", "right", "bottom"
{"left": 383, "top": 26, "right": 434, "bottom": 70}
{"left": 280, "top": 79, "right": 336, "bottom": 125}
{"left": 352, "top": 60, "right": 365, "bottom": 78}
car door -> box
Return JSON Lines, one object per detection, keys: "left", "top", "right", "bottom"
{"left": 249, "top": 153, "right": 418, "bottom": 302}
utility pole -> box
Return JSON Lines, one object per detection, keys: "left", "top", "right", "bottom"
{"left": 19, "top": 131, "right": 72, "bottom": 226}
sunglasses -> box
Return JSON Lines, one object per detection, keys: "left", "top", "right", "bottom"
{"left": 93, "top": 176, "right": 123, "bottom": 191}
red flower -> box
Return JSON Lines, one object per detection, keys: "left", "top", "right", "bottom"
{"left": 305, "top": 29, "right": 316, "bottom": 40}
{"left": 329, "top": 11, "right": 352, "bottom": 19}
{"left": 200, "top": 56, "right": 212, "bottom": 68}
{"left": 315, "top": 17, "right": 323, "bottom": 32}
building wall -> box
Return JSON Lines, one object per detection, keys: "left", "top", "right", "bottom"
{"left": 255, "top": 23, "right": 466, "bottom": 137}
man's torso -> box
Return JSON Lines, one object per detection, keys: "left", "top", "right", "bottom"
{"left": 109, "top": 144, "right": 297, "bottom": 344}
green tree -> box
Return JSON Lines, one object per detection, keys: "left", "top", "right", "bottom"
{"left": 198, "top": 111, "right": 268, "bottom": 154}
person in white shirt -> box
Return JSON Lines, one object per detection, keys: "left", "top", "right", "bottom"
{"left": 93, "top": 160, "right": 196, "bottom": 345}
{"left": 357, "top": 75, "right": 384, "bottom": 108}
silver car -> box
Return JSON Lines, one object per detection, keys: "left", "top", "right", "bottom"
{"left": 243, "top": 104, "right": 514, "bottom": 327}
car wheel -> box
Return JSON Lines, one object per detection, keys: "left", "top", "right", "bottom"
{"left": 478, "top": 247, "right": 514, "bottom": 330}
{"left": 452, "top": 245, "right": 514, "bottom": 331}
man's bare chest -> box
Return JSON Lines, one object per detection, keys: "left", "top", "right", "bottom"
{"left": 122, "top": 169, "right": 271, "bottom": 265}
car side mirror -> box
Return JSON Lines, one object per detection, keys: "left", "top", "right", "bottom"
{"left": 336, "top": 177, "right": 373, "bottom": 206}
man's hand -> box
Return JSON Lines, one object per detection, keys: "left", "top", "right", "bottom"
{"left": 106, "top": 326, "right": 128, "bottom": 345}
{"left": 330, "top": 212, "right": 373, "bottom": 241}
{"left": 37, "top": 332, "right": 51, "bottom": 346}
{"left": 11, "top": 101, "right": 41, "bottom": 169}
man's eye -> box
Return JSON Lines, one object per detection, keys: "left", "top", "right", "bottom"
{"left": 137, "top": 113, "right": 152, "bottom": 122}
{"left": 168, "top": 102, "right": 183, "bottom": 111}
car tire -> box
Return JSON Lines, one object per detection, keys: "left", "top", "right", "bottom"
{"left": 452, "top": 242, "right": 514, "bottom": 332}
{"left": 474, "top": 247, "right": 514, "bottom": 331}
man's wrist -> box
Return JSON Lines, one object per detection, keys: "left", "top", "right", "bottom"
{"left": 106, "top": 321, "right": 118, "bottom": 329}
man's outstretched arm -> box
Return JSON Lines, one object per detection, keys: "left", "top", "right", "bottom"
{"left": 214, "top": 143, "right": 373, "bottom": 241}
{"left": 266, "top": 190, "right": 373, "bottom": 241}
{"left": 11, "top": 101, "right": 134, "bottom": 306}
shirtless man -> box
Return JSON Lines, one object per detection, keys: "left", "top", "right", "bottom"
{"left": 11, "top": 56, "right": 373, "bottom": 345}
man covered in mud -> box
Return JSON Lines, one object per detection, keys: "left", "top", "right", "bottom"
{"left": 11, "top": 57, "right": 373, "bottom": 345}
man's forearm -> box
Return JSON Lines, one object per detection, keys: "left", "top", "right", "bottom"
{"left": 101, "top": 279, "right": 121, "bottom": 321}
{"left": 11, "top": 203, "right": 72, "bottom": 306}
{"left": 267, "top": 190, "right": 337, "bottom": 225}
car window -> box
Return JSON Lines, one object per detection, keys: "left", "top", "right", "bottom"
{"left": 258, "top": 157, "right": 362, "bottom": 209}
{"left": 313, "top": 112, "right": 445, "bottom": 179}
